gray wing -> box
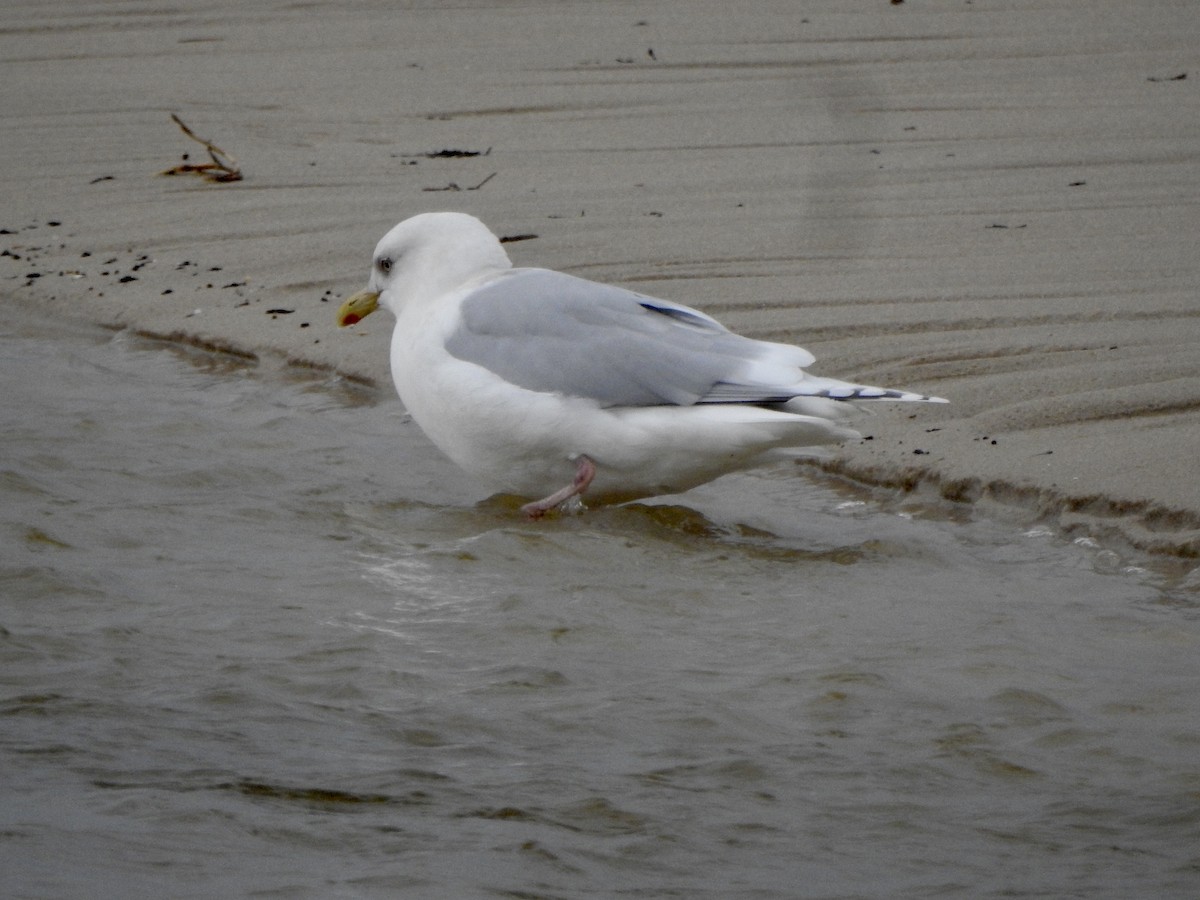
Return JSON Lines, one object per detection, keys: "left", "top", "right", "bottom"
{"left": 444, "top": 268, "right": 812, "bottom": 407}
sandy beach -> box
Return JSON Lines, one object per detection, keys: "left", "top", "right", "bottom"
{"left": 4, "top": 0, "right": 1198, "bottom": 555}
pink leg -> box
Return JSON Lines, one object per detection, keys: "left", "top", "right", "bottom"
{"left": 520, "top": 455, "right": 597, "bottom": 518}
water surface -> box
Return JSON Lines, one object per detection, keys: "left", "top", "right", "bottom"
{"left": 2, "top": 316, "right": 1197, "bottom": 899}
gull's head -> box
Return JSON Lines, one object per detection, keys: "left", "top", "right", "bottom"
{"left": 336, "top": 212, "right": 512, "bottom": 327}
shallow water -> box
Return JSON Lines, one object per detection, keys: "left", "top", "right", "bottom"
{"left": 2, "top": 315, "right": 1198, "bottom": 899}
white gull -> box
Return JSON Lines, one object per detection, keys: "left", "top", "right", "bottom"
{"left": 337, "top": 212, "right": 946, "bottom": 517}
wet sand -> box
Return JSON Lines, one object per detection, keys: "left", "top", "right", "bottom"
{"left": 4, "top": 0, "right": 1198, "bottom": 554}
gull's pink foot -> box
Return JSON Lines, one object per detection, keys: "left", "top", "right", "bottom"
{"left": 521, "top": 455, "right": 597, "bottom": 519}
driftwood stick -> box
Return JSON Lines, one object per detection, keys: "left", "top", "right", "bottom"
{"left": 160, "top": 114, "right": 243, "bottom": 183}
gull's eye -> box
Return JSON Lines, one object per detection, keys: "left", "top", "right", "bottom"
{"left": 377, "top": 257, "right": 392, "bottom": 274}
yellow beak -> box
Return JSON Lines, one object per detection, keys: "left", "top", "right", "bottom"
{"left": 336, "top": 290, "right": 380, "bottom": 327}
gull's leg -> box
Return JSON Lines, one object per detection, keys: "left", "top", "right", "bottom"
{"left": 521, "top": 455, "right": 597, "bottom": 518}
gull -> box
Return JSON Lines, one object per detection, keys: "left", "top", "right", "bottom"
{"left": 337, "top": 212, "right": 945, "bottom": 517}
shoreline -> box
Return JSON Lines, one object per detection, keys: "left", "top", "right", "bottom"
{"left": 16, "top": 292, "right": 1200, "bottom": 562}
{"left": 4, "top": 0, "right": 1199, "bottom": 559}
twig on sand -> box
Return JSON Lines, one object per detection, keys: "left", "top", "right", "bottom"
{"left": 421, "top": 172, "right": 497, "bottom": 192}
{"left": 160, "top": 114, "right": 243, "bottom": 183}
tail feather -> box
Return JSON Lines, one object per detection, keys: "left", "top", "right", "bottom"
{"left": 792, "top": 376, "right": 948, "bottom": 404}
{"left": 701, "top": 377, "right": 947, "bottom": 405}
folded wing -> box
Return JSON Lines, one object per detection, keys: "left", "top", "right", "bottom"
{"left": 445, "top": 269, "right": 943, "bottom": 407}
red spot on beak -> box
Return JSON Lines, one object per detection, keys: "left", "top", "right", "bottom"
{"left": 343, "top": 313, "right": 361, "bottom": 326}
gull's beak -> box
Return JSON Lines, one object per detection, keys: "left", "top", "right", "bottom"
{"left": 336, "top": 289, "right": 380, "bottom": 327}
